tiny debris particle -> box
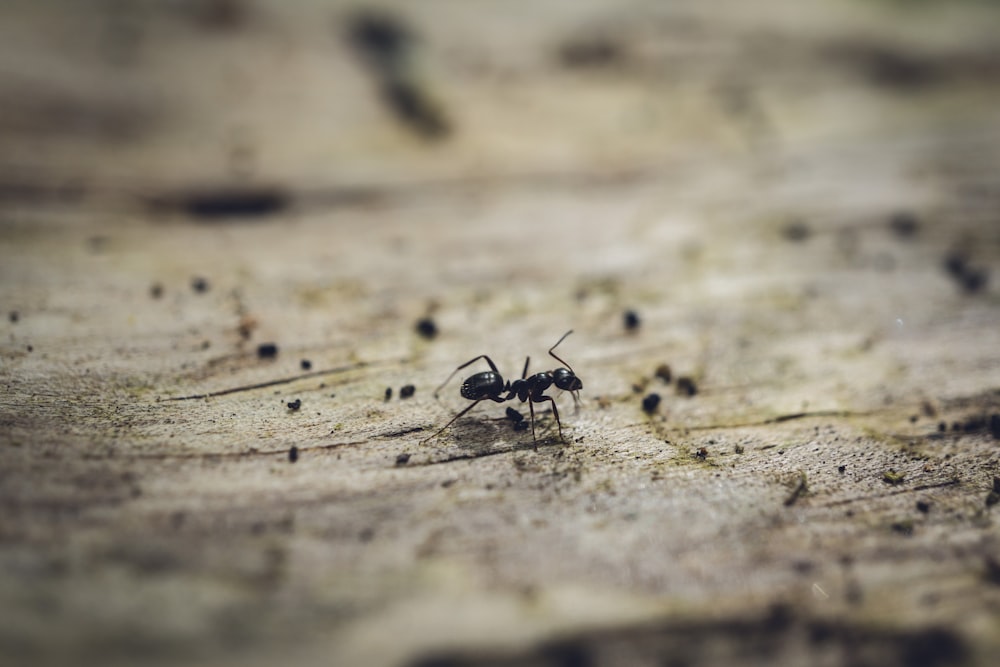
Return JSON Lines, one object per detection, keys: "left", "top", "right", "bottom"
{"left": 784, "top": 472, "right": 809, "bottom": 507}
{"left": 384, "top": 387, "right": 392, "bottom": 401}
{"left": 415, "top": 317, "right": 438, "bottom": 339}
{"left": 676, "top": 376, "right": 698, "bottom": 396}
{"left": 838, "top": 465, "right": 846, "bottom": 474}
{"left": 695, "top": 447, "right": 708, "bottom": 460}
{"left": 505, "top": 406, "right": 524, "bottom": 423}
{"left": 191, "top": 276, "right": 210, "bottom": 293}
{"left": 558, "top": 37, "right": 623, "bottom": 68}
{"left": 888, "top": 211, "right": 919, "bottom": 239}
{"left": 257, "top": 342, "right": 278, "bottom": 359}
{"left": 654, "top": 363, "right": 672, "bottom": 384}
{"left": 399, "top": 384, "right": 416, "bottom": 399}
{"left": 938, "top": 421, "right": 947, "bottom": 432}
{"left": 891, "top": 520, "right": 914, "bottom": 536}
{"left": 883, "top": 470, "right": 906, "bottom": 485}
{"left": 288, "top": 446, "right": 299, "bottom": 463}
{"left": 379, "top": 77, "right": 452, "bottom": 140}
{"left": 985, "top": 556, "right": 1000, "bottom": 586}
{"left": 346, "top": 9, "right": 413, "bottom": 66}
{"left": 735, "top": 444, "right": 745, "bottom": 454}
{"left": 237, "top": 315, "right": 257, "bottom": 340}
{"left": 154, "top": 186, "right": 290, "bottom": 220}
{"left": 623, "top": 309, "right": 641, "bottom": 332}
{"left": 8, "top": 311, "right": 18, "bottom": 323}
{"left": 300, "top": 359, "right": 312, "bottom": 371}
{"left": 916, "top": 500, "right": 930, "bottom": 513}
{"left": 943, "top": 250, "right": 990, "bottom": 294}
{"left": 781, "top": 220, "right": 811, "bottom": 242}
{"left": 962, "top": 417, "right": 986, "bottom": 433}
{"left": 641, "top": 393, "right": 661, "bottom": 414}
{"left": 149, "top": 284, "right": 163, "bottom": 299}
{"left": 395, "top": 452, "right": 410, "bottom": 466}
{"left": 287, "top": 399, "right": 301, "bottom": 411}
{"left": 959, "top": 267, "right": 989, "bottom": 293}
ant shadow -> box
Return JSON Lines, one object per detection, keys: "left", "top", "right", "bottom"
{"left": 432, "top": 414, "right": 564, "bottom": 457}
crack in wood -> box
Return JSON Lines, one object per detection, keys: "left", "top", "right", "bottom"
{"left": 405, "top": 440, "right": 563, "bottom": 467}
{"left": 162, "top": 358, "right": 407, "bottom": 401}
{"left": 818, "top": 479, "right": 961, "bottom": 508}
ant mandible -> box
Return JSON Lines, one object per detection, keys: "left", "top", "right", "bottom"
{"left": 425, "top": 330, "right": 583, "bottom": 450}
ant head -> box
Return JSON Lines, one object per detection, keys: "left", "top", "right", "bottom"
{"left": 553, "top": 367, "right": 582, "bottom": 392}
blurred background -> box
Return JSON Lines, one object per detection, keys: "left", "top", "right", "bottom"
{"left": 3, "top": 0, "right": 999, "bottom": 206}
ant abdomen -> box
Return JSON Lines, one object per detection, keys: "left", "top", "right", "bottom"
{"left": 460, "top": 372, "right": 505, "bottom": 400}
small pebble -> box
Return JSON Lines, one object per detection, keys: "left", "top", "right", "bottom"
{"left": 623, "top": 309, "right": 641, "bottom": 332}
{"left": 888, "top": 212, "right": 919, "bottom": 239}
{"left": 257, "top": 342, "right": 278, "bottom": 359}
{"left": 300, "top": 359, "right": 312, "bottom": 371}
{"left": 676, "top": 377, "right": 698, "bottom": 396}
{"left": 289, "top": 446, "right": 299, "bottom": 463}
{"left": 384, "top": 387, "right": 392, "bottom": 401}
{"left": 287, "top": 399, "right": 301, "bottom": 411}
{"left": 641, "top": 393, "right": 661, "bottom": 414}
{"left": 399, "top": 384, "right": 415, "bottom": 399}
{"left": 415, "top": 317, "right": 438, "bottom": 339}
{"left": 191, "top": 276, "right": 210, "bottom": 293}
{"left": 781, "top": 221, "right": 811, "bottom": 242}
{"left": 395, "top": 453, "right": 410, "bottom": 466}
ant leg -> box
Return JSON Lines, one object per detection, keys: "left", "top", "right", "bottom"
{"left": 433, "top": 355, "right": 501, "bottom": 398}
{"left": 422, "top": 399, "right": 482, "bottom": 443}
{"left": 548, "top": 330, "right": 575, "bottom": 373}
{"left": 521, "top": 356, "right": 530, "bottom": 379}
{"left": 527, "top": 400, "right": 537, "bottom": 451}
{"left": 536, "top": 395, "right": 564, "bottom": 443}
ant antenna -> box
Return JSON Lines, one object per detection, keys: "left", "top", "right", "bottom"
{"left": 547, "top": 330, "right": 575, "bottom": 373}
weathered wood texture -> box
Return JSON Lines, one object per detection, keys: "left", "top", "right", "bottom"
{"left": 2, "top": 1, "right": 1000, "bottom": 666}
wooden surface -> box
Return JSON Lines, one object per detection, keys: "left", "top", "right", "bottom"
{"left": 2, "top": 1, "right": 1000, "bottom": 665}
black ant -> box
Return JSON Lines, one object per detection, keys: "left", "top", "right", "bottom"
{"left": 425, "top": 330, "right": 583, "bottom": 449}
